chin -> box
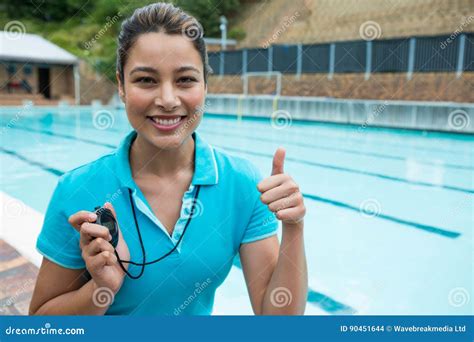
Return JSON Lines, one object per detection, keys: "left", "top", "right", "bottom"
{"left": 147, "top": 130, "right": 191, "bottom": 150}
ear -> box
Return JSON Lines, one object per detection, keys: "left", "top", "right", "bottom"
{"left": 116, "top": 71, "right": 125, "bottom": 103}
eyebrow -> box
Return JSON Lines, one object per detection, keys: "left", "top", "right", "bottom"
{"left": 129, "top": 65, "right": 200, "bottom": 76}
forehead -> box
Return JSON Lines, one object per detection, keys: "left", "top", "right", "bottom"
{"left": 125, "top": 32, "right": 202, "bottom": 72}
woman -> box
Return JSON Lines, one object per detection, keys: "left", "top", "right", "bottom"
{"left": 29, "top": 2, "right": 307, "bottom": 315}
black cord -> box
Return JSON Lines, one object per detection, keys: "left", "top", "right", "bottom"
{"left": 115, "top": 185, "right": 201, "bottom": 279}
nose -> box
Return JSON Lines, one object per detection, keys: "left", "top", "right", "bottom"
{"left": 154, "top": 82, "right": 180, "bottom": 111}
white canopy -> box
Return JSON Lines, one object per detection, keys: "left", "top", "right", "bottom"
{"left": 0, "top": 31, "right": 78, "bottom": 65}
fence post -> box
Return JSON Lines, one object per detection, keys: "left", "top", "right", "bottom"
{"left": 407, "top": 37, "right": 416, "bottom": 80}
{"left": 219, "top": 50, "right": 225, "bottom": 78}
{"left": 456, "top": 34, "right": 466, "bottom": 79}
{"left": 329, "top": 43, "right": 335, "bottom": 80}
{"left": 268, "top": 46, "right": 273, "bottom": 78}
{"left": 365, "top": 41, "right": 372, "bottom": 80}
{"left": 296, "top": 43, "right": 303, "bottom": 80}
{"left": 242, "top": 49, "right": 248, "bottom": 75}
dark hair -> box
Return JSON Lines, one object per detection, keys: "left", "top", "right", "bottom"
{"left": 117, "top": 2, "right": 212, "bottom": 85}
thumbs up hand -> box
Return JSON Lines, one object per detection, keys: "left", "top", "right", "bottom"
{"left": 257, "top": 148, "right": 306, "bottom": 226}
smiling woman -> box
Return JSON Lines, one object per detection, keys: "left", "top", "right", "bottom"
{"left": 29, "top": 2, "right": 307, "bottom": 316}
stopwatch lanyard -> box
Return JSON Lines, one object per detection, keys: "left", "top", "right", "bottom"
{"left": 115, "top": 185, "right": 201, "bottom": 280}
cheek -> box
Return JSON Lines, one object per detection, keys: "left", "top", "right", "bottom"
{"left": 124, "top": 88, "right": 154, "bottom": 125}
{"left": 125, "top": 87, "right": 153, "bottom": 110}
{"left": 182, "top": 87, "right": 206, "bottom": 112}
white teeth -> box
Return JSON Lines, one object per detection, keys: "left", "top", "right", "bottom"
{"left": 150, "top": 117, "right": 181, "bottom": 126}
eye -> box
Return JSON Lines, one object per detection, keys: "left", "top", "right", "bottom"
{"left": 177, "top": 76, "right": 197, "bottom": 84}
{"left": 136, "top": 77, "right": 156, "bottom": 84}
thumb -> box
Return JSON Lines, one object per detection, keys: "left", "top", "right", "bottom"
{"left": 271, "top": 147, "right": 286, "bottom": 175}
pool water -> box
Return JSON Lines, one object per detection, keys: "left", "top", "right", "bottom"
{"left": 1, "top": 106, "right": 472, "bottom": 315}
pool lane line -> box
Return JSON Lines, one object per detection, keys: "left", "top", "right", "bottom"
{"left": 0, "top": 133, "right": 462, "bottom": 239}
{"left": 12, "top": 124, "right": 473, "bottom": 195}
{"left": 202, "top": 113, "right": 474, "bottom": 156}
{"left": 301, "top": 193, "right": 460, "bottom": 238}
{"left": 43, "top": 111, "right": 470, "bottom": 156}
{"left": 0, "top": 147, "right": 63, "bottom": 176}
{"left": 7, "top": 125, "right": 117, "bottom": 149}
{"left": 198, "top": 128, "right": 474, "bottom": 172}
{"left": 42, "top": 119, "right": 474, "bottom": 171}
{"left": 215, "top": 145, "right": 473, "bottom": 195}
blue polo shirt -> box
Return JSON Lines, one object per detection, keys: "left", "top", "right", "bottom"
{"left": 36, "top": 130, "right": 278, "bottom": 315}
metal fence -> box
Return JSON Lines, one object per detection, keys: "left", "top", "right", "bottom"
{"left": 208, "top": 33, "right": 474, "bottom": 78}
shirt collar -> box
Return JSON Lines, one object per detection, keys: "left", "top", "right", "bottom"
{"left": 114, "top": 130, "right": 219, "bottom": 189}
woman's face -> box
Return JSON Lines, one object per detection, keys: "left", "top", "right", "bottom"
{"left": 118, "top": 32, "right": 207, "bottom": 150}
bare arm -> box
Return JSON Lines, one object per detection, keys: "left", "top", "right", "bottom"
{"left": 29, "top": 258, "right": 110, "bottom": 315}
{"left": 30, "top": 204, "right": 129, "bottom": 315}
{"left": 240, "top": 224, "right": 307, "bottom": 315}
{"left": 241, "top": 147, "right": 308, "bottom": 315}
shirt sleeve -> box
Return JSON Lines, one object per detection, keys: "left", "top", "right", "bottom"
{"left": 241, "top": 165, "right": 279, "bottom": 244}
{"left": 36, "top": 177, "right": 85, "bottom": 269}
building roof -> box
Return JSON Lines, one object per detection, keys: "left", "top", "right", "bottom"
{"left": 0, "top": 31, "right": 78, "bottom": 65}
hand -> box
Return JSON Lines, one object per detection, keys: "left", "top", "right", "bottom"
{"left": 69, "top": 202, "right": 130, "bottom": 294}
{"left": 257, "top": 148, "right": 306, "bottom": 226}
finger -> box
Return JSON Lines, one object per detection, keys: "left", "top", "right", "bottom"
{"left": 80, "top": 222, "right": 111, "bottom": 245}
{"left": 84, "top": 237, "right": 115, "bottom": 257}
{"left": 80, "top": 230, "right": 93, "bottom": 249}
{"left": 88, "top": 251, "right": 113, "bottom": 271}
{"left": 257, "top": 174, "right": 288, "bottom": 193}
{"left": 260, "top": 180, "right": 299, "bottom": 204}
{"left": 268, "top": 192, "right": 302, "bottom": 212}
{"left": 271, "top": 148, "right": 286, "bottom": 176}
{"left": 68, "top": 211, "right": 97, "bottom": 231}
{"left": 275, "top": 206, "right": 306, "bottom": 223}
{"left": 105, "top": 251, "right": 118, "bottom": 266}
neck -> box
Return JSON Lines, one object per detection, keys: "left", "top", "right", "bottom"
{"left": 130, "top": 133, "right": 195, "bottom": 180}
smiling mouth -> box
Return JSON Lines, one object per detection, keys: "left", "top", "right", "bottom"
{"left": 147, "top": 115, "right": 186, "bottom": 126}
{"left": 146, "top": 115, "right": 187, "bottom": 131}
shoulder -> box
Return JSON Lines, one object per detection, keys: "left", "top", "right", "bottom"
{"left": 212, "top": 146, "right": 263, "bottom": 184}
{"left": 57, "top": 151, "right": 117, "bottom": 190}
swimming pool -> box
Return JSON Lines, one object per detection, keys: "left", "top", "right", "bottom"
{"left": 1, "top": 106, "right": 472, "bottom": 315}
